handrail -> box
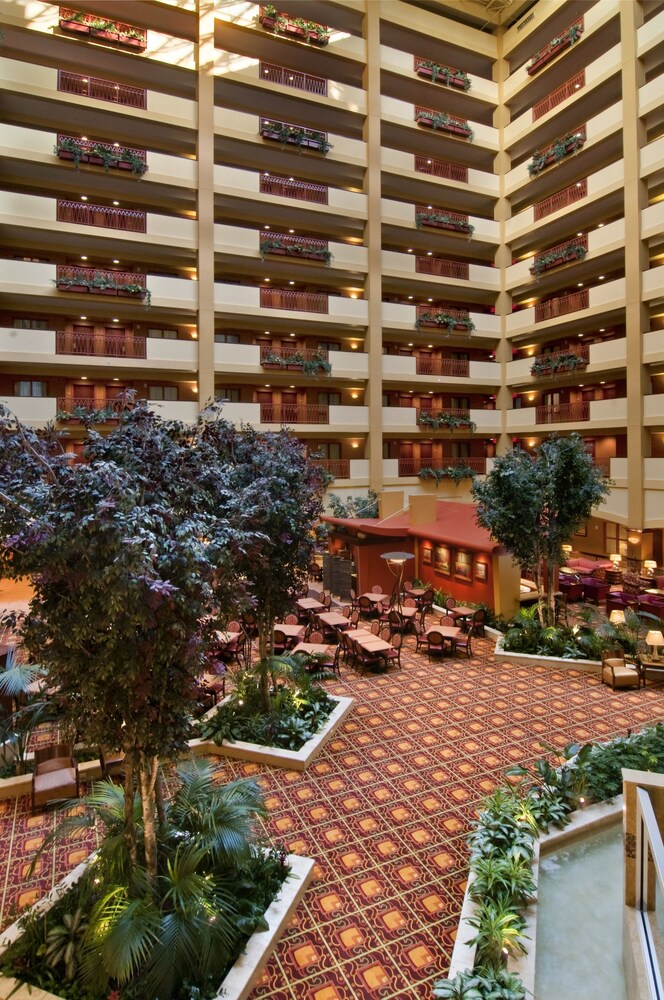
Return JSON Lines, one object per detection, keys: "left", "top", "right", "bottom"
{"left": 57, "top": 134, "right": 147, "bottom": 165}
{"left": 533, "top": 71, "right": 585, "bottom": 121}
{"left": 633, "top": 786, "right": 664, "bottom": 996}
{"left": 534, "top": 179, "right": 587, "bottom": 221}
{"left": 398, "top": 457, "right": 486, "bottom": 476}
{"left": 530, "top": 236, "right": 588, "bottom": 274}
{"left": 310, "top": 458, "right": 350, "bottom": 477}
{"left": 535, "top": 401, "right": 589, "bottom": 423}
{"left": 416, "top": 304, "right": 470, "bottom": 320}
{"left": 259, "top": 62, "right": 327, "bottom": 96}
{"left": 415, "top": 357, "right": 470, "bottom": 377}
{"left": 533, "top": 345, "right": 590, "bottom": 365}
{"left": 56, "top": 264, "right": 146, "bottom": 288}
{"left": 57, "top": 199, "right": 147, "bottom": 232}
{"left": 260, "top": 346, "right": 329, "bottom": 362}
{"left": 56, "top": 331, "right": 147, "bottom": 358}
{"left": 57, "top": 71, "right": 146, "bottom": 108}
{"left": 416, "top": 257, "right": 470, "bottom": 280}
{"left": 57, "top": 395, "right": 129, "bottom": 415}
{"left": 535, "top": 289, "right": 588, "bottom": 322}
{"left": 261, "top": 233, "right": 329, "bottom": 253}
{"left": 415, "top": 106, "right": 469, "bottom": 128}
{"left": 260, "top": 173, "right": 328, "bottom": 204}
{"left": 414, "top": 155, "right": 468, "bottom": 183}
{"left": 59, "top": 6, "right": 147, "bottom": 43}
{"left": 260, "top": 288, "right": 329, "bottom": 313}
{"left": 416, "top": 406, "right": 471, "bottom": 419}
{"left": 260, "top": 403, "right": 330, "bottom": 424}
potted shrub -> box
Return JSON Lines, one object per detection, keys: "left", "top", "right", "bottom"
{"left": 59, "top": 9, "right": 91, "bottom": 35}
{"left": 415, "top": 60, "right": 471, "bottom": 91}
{"left": 415, "top": 210, "right": 474, "bottom": 236}
{"left": 530, "top": 242, "right": 587, "bottom": 276}
{"left": 415, "top": 109, "right": 474, "bottom": 140}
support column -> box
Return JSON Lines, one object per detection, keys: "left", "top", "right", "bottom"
{"left": 197, "top": 1, "right": 216, "bottom": 409}
{"left": 620, "top": 2, "right": 648, "bottom": 529}
{"left": 492, "top": 29, "right": 512, "bottom": 457}
{"left": 363, "top": 2, "right": 383, "bottom": 492}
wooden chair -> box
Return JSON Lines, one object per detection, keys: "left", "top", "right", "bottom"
{"left": 349, "top": 589, "right": 360, "bottom": 611}
{"left": 413, "top": 620, "right": 427, "bottom": 654}
{"left": 348, "top": 609, "right": 361, "bottom": 629}
{"left": 601, "top": 649, "right": 642, "bottom": 690}
{"left": 452, "top": 628, "right": 474, "bottom": 659}
{"left": 426, "top": 630, "right": 445, "bottom": 661}
{"left": 323, "top": 593, "right": 333, "bottom": 609}
{"left": 371, "top": 585, "right": 383, "bottom": 594}
{"left": 358, "top": 596, "right": 373, "bottom": 619}
{"left": 284, "top": 614, "right": 299, "bottom": 625}
{"left": 241, "top": 611, "right": 258, "bottom": 639}
{"left": 273, "top": 629, "right": 287, "bottom": 655}
{"left": 358, "top": 644, "right": 383, "bottom": 674}
{"left": 370, "top": 620, "right": 381, "bottom": 636}
{"left": 380, "top": 632, "right": 402, "bottom": 670}
{"left": 470, "top": 608, "right": 486, "bottom": 637}
{"left": 100, "top": 747, "right": 126, "bottom": 781}
{"left": 307, "top": 630, "right": 324, "bottom": 644}
{"left": 388, "top": 609, "right": 404, "bottom": 632}
{"left": 445, "top": 597, "right": 456, "bottom": 612}
{"left": 32, "top": 743, "right": 79, "bottom": 813}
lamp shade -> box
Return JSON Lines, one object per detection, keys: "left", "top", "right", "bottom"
{"left": 561, "top": 544, "right": 572, "bottom": 555}
{"left": 609, "top": 610, "right": 625, "bottom": 625}
{"left": 644, "top": 560, "right": 657, "bottom": 571}
{"left": 646, "top": 631, "right": 664, "bottom": 648}
{"left": 609, "top": 553, "right": 621, "bottom": 564}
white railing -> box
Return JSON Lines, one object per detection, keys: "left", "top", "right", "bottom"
{"left": 633, "top": 786, "right": 664, "bottom": 997}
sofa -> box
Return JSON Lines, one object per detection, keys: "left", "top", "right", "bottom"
{"left": 566, "top": 556, "right": 613, "bottom": 574}
{"left": 519, "top": 579, "right": 541, "bottom": 605}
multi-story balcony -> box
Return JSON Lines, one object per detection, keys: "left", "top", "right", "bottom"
{"left": 382, "top": 301, "right": 499, "bottom": 340}
{"left": 55, "top": 266, "right": 149, "bottom": 303}
{"left": 0, "top": 328, "right": 198, "bottom": 372}
{"left": 382, "top": 406, "right": 500, "bottom": 435}
{"left": 214, "top": 284, "right": 367, "bottom": 328}
{"left": 507, "top": 396, "right": 628, "bottom": 432}
{"left": 397, "top": 456, "right": 487, "bottom": 477}
{"left": 57, "top": 71, "right": 147, "bottom": 108}
{"left": 507, "top": 220, "right": 622, "bottom": 292}
{"left": 258, "top": 62, "right": 327, "bottom": 96}
{"left": 56, "top": 330, "right": 147, "bottom": 359}
{"left": 219, "top": 401, "right": 370, "bottom": 433}
{"left": 215, "top": 225, "right": 367, "bottom": 274}
{"left": 212, "top": 343, "right": 368, "bottom": 380}
{"left": 55, "top": 135, "right": 148, "bottom": 176}
{"left": 56, "top": 200, "right": 147, "bottom": 232}
{"left": 506, "top": 278, "right": 625, "bottom": 339}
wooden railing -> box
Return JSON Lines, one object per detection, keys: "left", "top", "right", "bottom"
{"left": 398, "top": 456, "right": 486, "bottom": 476}
{"left": 534, "top": 345, "right": 590, "bottom": 366}
{"left": 534, "top": 179, "right": 587, "bottom": 220}
{"left": 415, "top": 357, "right": 470, "bottom": 377}
{"left": 259, "top": 62, "right": 327, "bottom": 96}
{"left": 57, "top": 135, "right": 147, "bottom": 169}
{"left": 56, "top": 331, "right": 147, "bottom": 358}
{"left": 535, "top": 289, "right": 588, "bottom": 322}
{"left": 260, "top": 288, "right": 328, "bottom": 313}
{"left": 57, "top": 200, "right": 146, "bottom": 232}
{"left": 527, "top": 19, "right": 584, "bottom": 76}
{"left": 57, "top": 70, "right": 146, "bottom": 108}
{"left": 260, "top": 173, "right": 328, "bottom": 204}
{"left": 56, "top": 265, "right": 146, "bottom": 291}
{"left": 414, "top": 155, "right": 468, "bottom": 183}
{"left": 310, "top": 458, "right": 350, "bottom": 478}
{"left": 261, "top": 234, "right": 329, "bottom": 258}
{"left": 415, "top": 206, "right": 471, "bottom": 231}
{"left": 533, "top": 71, "right": 585, "bottom": 121}
{"left": 416, "top": 407, "right": 471, "bottom": 420}
{"left": 59, "top": 7, "right": 147, "bottom": 48}
{"left": 530, "top": 235, "right": 588, "bottom": 274}
{"left": 415, "top": 257, "right": 470, "bottom": 280}
{"left": 416, "top": 305, "right": 470, "bottom": 322}
{"left": 594, "top": 457, "right": 611, "bottom": 476}
{"left": 414, "top": 106, "right": 472, "bottom": 137}
{"left": 260, "top": 346, "right": 329, "bottom": 363}
{"left": 535, "top": 401, "right": 590, "bottom": 424}
{"left": 260, "top": 403, "right": 329, "bottom": 424}
{"left": 57, "top": 396, "right": 129, "bottom": 416}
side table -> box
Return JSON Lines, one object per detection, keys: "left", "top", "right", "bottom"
{"left": 640, "top": 658, "right": 664, "bottom": 684}
{"left": 605, "top": 569, "right": 623, "bottom": 585}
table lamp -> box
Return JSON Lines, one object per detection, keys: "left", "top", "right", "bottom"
{"left": 644, "top": 560, "right": 657, "bottom": 576}
{"left": 609, "top": 609, "right": 625, "bottom": 626}
{"left": 561, "top": 544, "right": 572, "bottom": 558}
{"left": 646, "top": 630, "right": 664, "bottom": 661}
{"left": 609, "top": 553, "right": 621, "bottom": 568}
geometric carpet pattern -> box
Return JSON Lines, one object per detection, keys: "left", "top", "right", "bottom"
{"left": 1, "top": 633, "right": 663, "bottom": 999}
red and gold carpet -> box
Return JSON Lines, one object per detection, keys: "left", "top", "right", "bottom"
{"left": 0, "top": 634, "right": 662, "bottom": 999}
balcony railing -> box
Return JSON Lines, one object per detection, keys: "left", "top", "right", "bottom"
{"left": 413, "top": 57, "right": 470, "bottom": 91}
{"left": 535, "top": 401, "right": 590, "bottom": 424}
{"left": 528, "top": 127, "right": 587, "bottom": 177}
{"left": 533, "top": 71, "right": 585, "bottom": 121}
{"left": 57, "top": 70, "right": 147, "bottom": 108}
{"left": 416, "top": 257, "right": 470, "bottom": 280}
{"left": 259, "top": 119, "right": 330, "bottom": 154}
{"left": 534, "top": 179, "right": 587, "bottom": 221}
{"left": 398, "top": 457, "right": 486, "bottom": 476}
{"left": 527, "top": 20, "right": 584, "bottom": 76}
{"left": 414, "top": 107, "right": 473, "bottom": 140}
{"left": 260, "top": 288, "right": 328, "bottom": 313}
{"left": 415, "top": 357, "right": 470, "bottom": 377}
{"left": 260, "top": 403, "right": 329, "bottom": 424}
{"left": 530, "top": 236, "right": 588, "bottom": 276}
{"left": 56, "top": 396, "right": 129, "bottom": 418}
{"left": 260, "top": 234, "right": 330, "bottom": 263}
{"left": 258, "top": 6, "right": 330, "bottom": 46}
{"left": 415, "top": 206, "right": 473, "bottom": 235}
{"left": 259, "top": 61, "right": 327, "bottom": 96}
{"left": 55, "top": 265, "right": 148, "bottom": 302}
{"left": 530, "top": 345, "right": 589, "bottom": 377}
{"left": 56, "top": 330, "right": 147, "bottom": 358}
{"left": 56, "top": 135, "right": 147, "bottom": 175}
{"left": 414, "top": 155, "right": 468, "bottom": 183}
{"left": 535, "top": 289, "right": 588, "bottom": 322}
{"left": 59, "top": 7, "right": 147, "bottom": 49}
{"left": 260, "top": 173, "right": 328, "bottom": 204}
{"left": 57, "top": 199, "right": 147, "bottom": 232}
{"left": 416, "top": 305, "right": 474, "bottom": 332}
{"left": 310, "top": 458, "right": 350, "bottom": 478}
{"left": 593, "top": 457, "right": 611, "bottom": 476}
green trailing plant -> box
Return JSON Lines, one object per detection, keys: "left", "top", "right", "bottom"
{"left": 415, "top": 311, "right": 475, "bottom": 333}
{"left": 328, "top": 489, "right": 379, "bottom": 518}
{"left": 415, "top": 109, "right": 474, "bottom": 141}
{"left": 53, "top": 274, "right": 151, "bottom": 306}
{"left": 528, "top": 22, "right": 583, "bottom": 71}
{"left": 418, "top": 60, "right": 471, "bottom": 91}
{"left": 416, "top": 210, "right": 475, "bottom": 236}
{"left": 433, "top": 967, "right": 526, "bottom": 999}
{"left": 260, "top": 4, "right": 330, "bottom": 43}
{"left": 530, "top": 243, "right": 587, "bottom": 276}
{"left": 418, "top": 465, "right": 477, "bottom": 485}
{"left": 528, "top": 131, "right": 585, "bottom": 176}
{"left": 417, "top": 410, "right": 477, "bottom": 432}
{"left": 505, "top": 740, "right": 593, "bottom": 821}
{"left": 54, "top": 138, "right": 147, "bottom": 176}
{"left": 260, "top": 119, "right": 331, "bottom": 154}
{"left": 261, "top": 349, "right": 331, "bottom": 376}
{"left": 259, "top": 238, "right": 332, "bottom": 265}
{"left": 465, "top": 899, "right": 528, "bottom": 967}
{"left": 530, "top": 351, "right": 586, "bottom": 376}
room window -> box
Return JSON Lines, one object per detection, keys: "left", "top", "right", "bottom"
{"left": 215, "top": 333, "right": 240, "bottom": 344}
{"left": 14, "top": 318, "right": 48, "bottom": 330}
{"left": 148, "top": 386, "right": 178, "bottom": 401}
{"left": 215, "top": 388, "right": 240, "bottom": 403}
{"left": 317, "top": 392, "right": 341, "bottom": 405}
{"left": 14, "top": 380, "right": 47, "bottom": 397}
{"left": 148, "top": 328, "right": 178, "bottom": 340}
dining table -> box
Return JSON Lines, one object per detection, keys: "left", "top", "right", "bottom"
{"left": 447, "top": 605, "right": 475, "bottom": 626}
{"left": 292, "top": 642, "right": 335, "bottom": 657}
{"left": 425, "top": 624, "right": 460, "bottom": 651}
{"left": 215, "top": 629, "right": 241, "bottom": 646}
{"left": 360, "top": 592, "right": 389, "bottom": 603}
{"left": 274, "top": 623, "right": 305, "bottom": 639}
{"left": 296, "top": 597, "right": 325, "bottom": 612}
{"left": 317, "top": 611, "right": 351, "bottom": 629}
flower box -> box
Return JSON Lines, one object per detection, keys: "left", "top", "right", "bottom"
{"left": 118, "top": 35, "right": 147, "bottom": 49}
{"left": 258, "top": 8, "right": 330, "bottom": 46}
{"left": 91, "top": 27, "right": 119, "bottom": 42}
{"left": 527, "top": 40, "right": 569, "bottom": 75}
{"left": 59, "top": 17, "right": 90, "bottom": 34}
{"left": 416, "top": 114, "right": 472, "bottom": 137}
{"left": 57, "top": 281, "right": 88, "bottom": 293}
{"left": 415, "top": 64, "right": 468, "bottom": 89}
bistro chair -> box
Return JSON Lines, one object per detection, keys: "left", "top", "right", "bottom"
{"left": 452, "top": 628, "right": 474, "bottom": 659}
{"left": 349, "top": 589, "right": 360, "bottom": 611}
{"left": 404, "top": 597, "right": 417, "bottom": 608}
{"left": 342, "top": 605, "right": 351, "bottom": 619}
{"left": 380, "top": 632, "right": 402, "bottom": 670}
{"left": 371, "top": 585, "right": 383, "bottom": 594}
{"left": 358, "top": 644, "right": 383, "bottom": 675}
{"left": 445, "top": 597, "right": 456, "bottom": 612}
{"left": 273, "top": 629, "right": 287, "bottom": 656}
{"left": 426, "top": 629, "right": 445, "bottom": 661}
{"left": 358, "top": 596, "right": 373, "bottom": 619}
{"left": 370, "top": 620, "right": 381, "bottom": 636}
{"left": 388, "top": 609, "right": 404, "bottom": 632}
{"left": 318, "top": 591, "right": 327, "bottom": 603}
{"left": 403, "top": 580, "right": 413, "bottom": 593}
{"left": 348, "top": 609, "right": 361, "bottom": 629}
{"left": 241, "top": 611, "right": 258, "bottom": 639}
{"left": 413, "top": 620, "right": 428, "bottom": 654}
{"left": 284, "top": 614, "right": 299, "bottom": 625}
{"left": 470, "top": 608, "right": 486, "bottom": 637}
{"left": 323, "top": 593, "right": 333, "bottom": 609}
{"left": 307, "top": 630, "right": 324, "bottom": 644}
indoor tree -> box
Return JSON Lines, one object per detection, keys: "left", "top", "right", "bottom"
{"left": 472, "top": 434, "right": 610, "bottom": 623}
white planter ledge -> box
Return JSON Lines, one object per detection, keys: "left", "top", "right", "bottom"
{"left": 0, "top": 853, "right": 314, "bottom": 1000}
{"left": 493, "top": 635, "right": 601, "bottom": 673}
{"left": 189, "top": 694, "right": 354, "bottom": 771}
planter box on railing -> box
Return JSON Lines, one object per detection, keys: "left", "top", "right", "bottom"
{"left": 399, "top": 456, "right": 486, "bottom": 476}
{"left": 260, "top": 348, "right": 331, "bottom": 376}
{"left": 260, "top": 235, "right": 332, "bottom": 264}
{"left": 529, "top": 237, "right": 587, "bottom": 276}
{"left": 55, "top": 135, "right": 148, "bottom": 175}
{"left": 527, "top": 20, "right": 583, "bottom": 76}
{"left": 530, "top": 347, "right": 589, "bottom": 378}
{"left": 528, "top": 128, "right": 586, "bottom": 177}
{"left": 54, "top": 265, "right": 150, "bottom": 304}
{"left": 57, "top": 71, "right": 147, "bottom": 108}
{"left": 414, "top": 57, "right": 470, "bottom": 91}
{"left": 416, "top": 308, "right": 475, "bottom": 333}
{"left": 56, "top": 396, "right": 129, "bottom": 422}
{"left": 415, "top": 207, "right": 473, "bottom": 236}
{"left": 416, "top": 408, "right": 476, "bottom": 432}
{"left": 259, "top": 119, "right": 331, "bottom": 154}
{"left": 414, "top": 107, "right": 474, "bottom": 140}
{"left": 59, "top": 7, "right": 148, "bottom": 49}
{"left": 258, "top": 6, "right": 331, "bottom": 46}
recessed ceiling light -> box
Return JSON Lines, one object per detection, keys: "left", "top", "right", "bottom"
{"left": 288, "top": 229, "right": 294, "bottom": 234}
{"left": 599, "top": 275, "right": 605, "bottom": 280}
{"left": 112, "top": 200, "right": 119, "bottom": 206}
{"left": 112, "top": 317, "right": 119, "bottom": 322}
{"left": 80, "top": 255, "right": 88, "bottom": 260}
{"left": 289, "top": 385, "right": 295, "bottom": 389}
{"left": 113, "top": 142, "right": 120, "bottom": 148}
{"left": 407, "top": 248, "right": 413, "bottom": 253}
{"left": 80, "top": 315, "right": 87, "bottom": 320}
{"left": 289, "top": 280, "right": 295, "bottom": 285}
{"left": 599, "top": 328, "right": 605, "bottom": 332}
{"left": 576, "top": 182, "right": 582, "bottom": 188}
{"left": 426, "top": 159, "right": 432, "bottom": 164}
{"left": 113, "top": 377, "right": 119, "bottom": 381}
{"left": 408, "top": 342, "right": 414, "bottom": 347}
{"left": 598, "top": 223, "right": 604, "bottom": 228}
{"left": 81, "top": 196, "right": 88, "bottom": 202}
{"left": 81, "top": 136, "right": 87, "bottom": 141}
{"left": 113, "top": 259, "right": 119, "bottom": 264}
{"left": 577, "top": 282, "right": 583, "bottom": 287}
{"left": 81, "top": 376, "right": 88, "bottom": 380}
{"left": 576, "top": 232, "right": 583, "bottom": 236}
{"left": 265, "top": 331, "right": 270, "bottom": 335}
{"left": 578, "top": 333, "right": 584, "bottom": 337}
{"left": 290, "top": 332, "right": 295, "bottom": 336}
{"left": 427, "top": 298, "right": 433, "bottom": 302}
{"left": 289, "top": 177, "right": 294, "bottom": 182}
{"left": 600, "top": 381, "right": 605, "bottom": 384}
{"left": 408, "top": 295, "right": 413, "bottom": 300}
{"left": 264, "top": 384, "right": 270, "bottom": 387}
{"left": 264, "top": 277, "right": 270, "bottom": 282}
{"left": 264, "top": 225, "right": 270, "bottom": 230}
{"left": 427, "top": 205, "right": 432, "bottom": 210}
{"left": 427, "top": 344, "right": 433, "bottom": 348}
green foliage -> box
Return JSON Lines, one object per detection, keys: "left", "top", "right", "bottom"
{"left": 39, "top": 907, "right": 88, "bottom": 982}
{"left": 528, "top": 131, "right": 585, "bottom": 176}
{"left": 584, "top": 725, "right": 664, "bottom": 803}
{"left": 415, "top": 109, "right": 475, "bottom": 141}
{"left": 530, "top": 350, "right": 586, "bottom": 376}
{"left": 261, "top": 4, "right": 330, "bottom": 43}
{"left": 466, "top": 899, "right": 528, "bottom": 967}
{"left": 198, "top": 659, "right": 335, "bottom": 751}
{"left": 415, "top": 310, "right": 476, "bottom": 332}
{"left": 54, "top": 138, "right": 148, "bottom": 175}
{"left": 0, "top": 646, "right": 59, "bottom": 775}
{"left": 467, "top": 787, "right": 538, "bottom": 864}
{"left": 260, "top": 118, "right": 331, "bottom": 154}
{"left": 473, "top": 435, "right": 611, "bottom": 620}
{"left": 259, "top": 239, "right": 333, "bottom": 265}
{"left": 54, "top": 273, "right": 151, "bottom": 305}
{"left": 506, "top": 740, "right": 592, "bottom": 823}
{"left": 261, "top": 349, "right": 332, "bottom": 375}
{"left": 417, "top": 410, "right": 477, "bottom": 432}
{"left": 500, "top": 604, "right": 605, "bottom": 660}
{"left": 328, "top": 489, "right": 379, "bottom": 518}
{"left": 418, "top": 465, "right": 476, "bottom": 485}
{"left": 530, "top": 243, "right": 587, "bottom": 278}
{"left": 469, "top": 854, "right": 536, "bottom": 909}
{"left": 433, "top": 967, "right": 526, "bottom": 999}
{"left": 415, "top": 211, "right": 475, "bottom": 236}
{"left": 418, "top": 60, "right": 471, "bottom": 91}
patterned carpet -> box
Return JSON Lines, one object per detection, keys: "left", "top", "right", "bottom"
{"left": 2, "top": 630, "right": 663, "bottom": 999}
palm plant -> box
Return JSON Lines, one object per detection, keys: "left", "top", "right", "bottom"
{"left": 466, "top": 899, "right": 528, "bottom": 967}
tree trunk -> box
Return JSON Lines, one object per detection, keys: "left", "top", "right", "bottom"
{"left": 123, "top": 752, "right": 137, "bottom": 866}
{"left": 258, "top": 621, "right": 270, "bottom": 712}
{"left": 138, "top": 752, "right": 159, "bottom": 881}
{"left": 535, "top": 559, "right": 546, "bottom": 626}
{"left": 155, "top": 766, "right": 166, "bottom": 828}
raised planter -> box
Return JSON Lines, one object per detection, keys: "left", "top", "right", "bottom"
{"left": 415, "top": 64, "right": 468, "bottom": 89}
{"left": 493, "top": 635, "right": 601, "bottom": 673}
{"left": 415, "top": 113, "right": 473, "bottom": 139}
{"left": 190, "top": 694, "right": 354, "bottom": 771}
{"left": 0, "top": 850, "right": 314, "bottom": 1000}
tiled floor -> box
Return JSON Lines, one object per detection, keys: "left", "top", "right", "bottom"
{"left": 1, "top": 620, "right": 663, "bottom": 998}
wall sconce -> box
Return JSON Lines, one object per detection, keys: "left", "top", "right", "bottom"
{"left": 628, "top": 530, "right": 642, "bottom": 545}
{"left": 351, "top": 442, "right": 359, "bottom": 449}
